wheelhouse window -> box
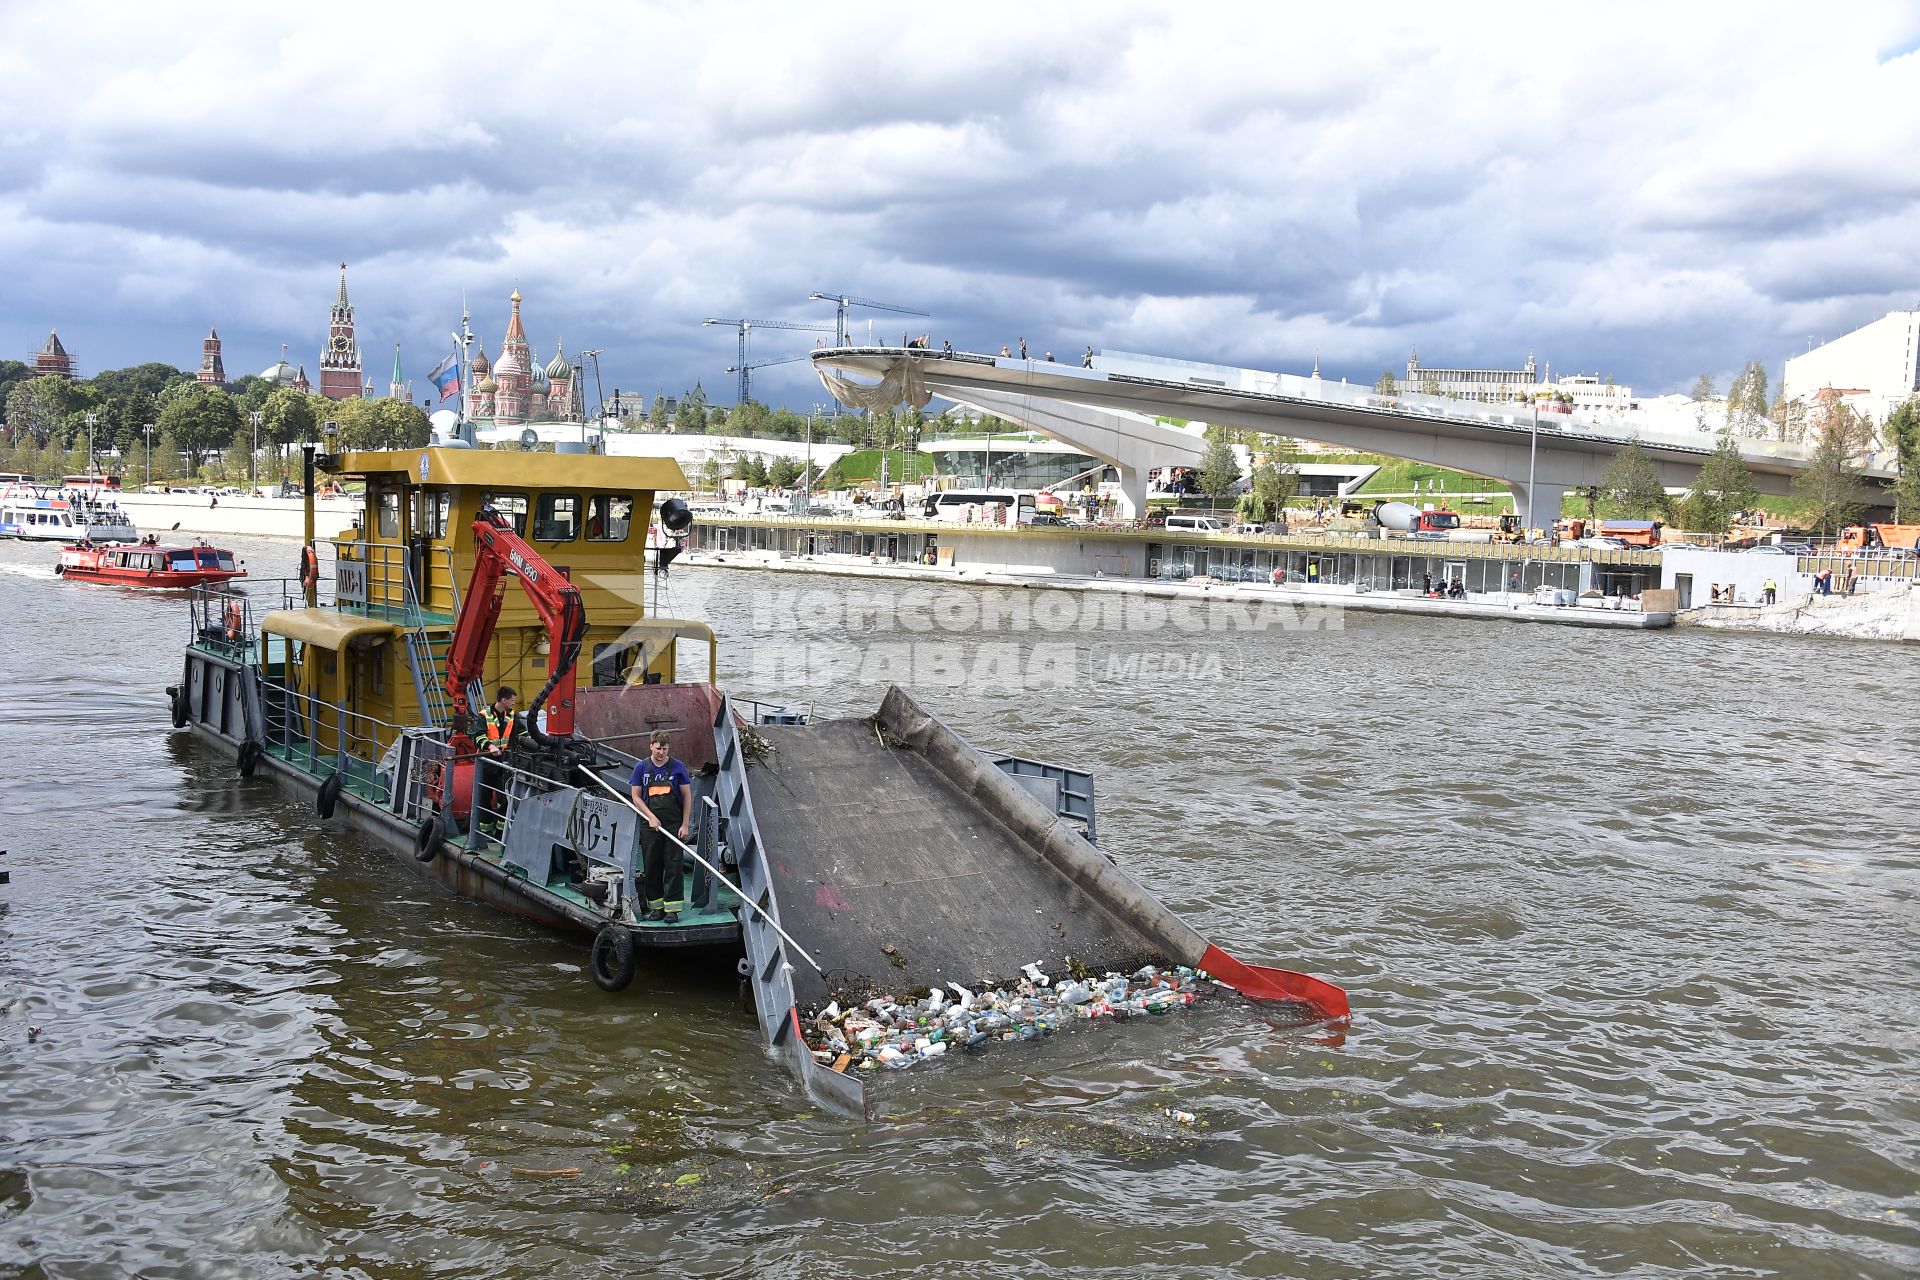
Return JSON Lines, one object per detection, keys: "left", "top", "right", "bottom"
{"left": 483, "top": 493, "right": 528, "bottom": 536}
{"left": 376, "top": 489, "right": 401, "bottom": 539}
{"left": 533, "top": 493, "right": 580, "bottom": 542}
{"left": 586, "top": 494, "right": 632, "bottom": 542}
{"left": 421, "top": 489, "right": 452, "bottom": 539}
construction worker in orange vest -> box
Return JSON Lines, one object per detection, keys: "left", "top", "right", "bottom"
{"left": 477, "top": 685, "right": 516, "bottom": 835}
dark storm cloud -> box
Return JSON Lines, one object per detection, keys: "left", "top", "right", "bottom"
{"left": 2, "top": 1, "right": 1918, "bottom": 405}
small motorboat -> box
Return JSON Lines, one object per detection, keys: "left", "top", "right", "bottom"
{"left": 57, "top": 540, "right": 246, "bottom": 588}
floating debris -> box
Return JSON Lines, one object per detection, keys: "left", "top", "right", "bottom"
{"left": 803, "top": 963, "right": 1213, "bottom": 1073}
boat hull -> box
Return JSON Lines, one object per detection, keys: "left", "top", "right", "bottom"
{"left": 61, "top": 567, "right": 246, "bottom": 588}
{"left": 172, "top": 646, "right": 741, "bottom": 953}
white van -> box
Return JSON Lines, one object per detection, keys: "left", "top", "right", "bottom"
{"left": 1163, "top": 515, "right": 1223, "bottom": 533}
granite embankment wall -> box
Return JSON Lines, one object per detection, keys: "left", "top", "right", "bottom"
{"left": 112, "top": 494, "right": 358, "bottom": 540}
{"left": 1681, "top": 581, "right": 1920, "bottom": 644}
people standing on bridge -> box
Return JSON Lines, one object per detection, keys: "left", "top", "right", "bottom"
{"left": 1083, "top": 346, "right": 1094, "bottom": 368}
{"left": 1762, "top": 576, "right": 1778, "bottom": 606}
{"left": 631, "top": 731, "right": 692, "bottom": 924}
{"left": 1018, "top": 337, "right": 1028, "bottom": 359}
{"left": 999, "top": 344, "right": 1011, "bottom": 356}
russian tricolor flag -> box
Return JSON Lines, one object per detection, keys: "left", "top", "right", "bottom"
{"left": 429, "top": 355, "right": 460, "bottom": 402}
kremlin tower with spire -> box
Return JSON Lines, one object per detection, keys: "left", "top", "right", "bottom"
{"left": 197, "top": 325, "right": 226, "bottom": 386}
{"left": 319, "top": 262, "right": 363, "bottom": 400}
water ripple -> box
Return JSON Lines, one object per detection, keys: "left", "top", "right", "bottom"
{"left": 1, "top": 544, "right": 1916, "bottom": 1276}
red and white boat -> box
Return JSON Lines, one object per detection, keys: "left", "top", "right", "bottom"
{"left": 56, "top": 541, "right": 246, "bottom": 588}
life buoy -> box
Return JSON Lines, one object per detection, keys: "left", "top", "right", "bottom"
{"left": 237, "top": 740, "right": 261, "bottom": 777}
{"left": 224, "top": 599, "right": 244, "bottom": 642}
{"left": 316, "top": 772, "right": 344, "bottom": 819}
{"left": 298, "top": 544, "right": 320, "bottom": 593}
{"left": 590, "top": 925, "right": 636, "bottom": 992}
{"left": 413, "top": 814, "right": 445, "bottom": 863}
{"left": 169, "top": 686, "right": 189, "bottom": 728}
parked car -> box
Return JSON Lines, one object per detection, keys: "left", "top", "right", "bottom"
{"left": 1578, "top": 536, "right": 1629, "bottom": 550}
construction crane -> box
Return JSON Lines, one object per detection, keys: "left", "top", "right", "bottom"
{"left": 724, "top": 354, "right": 811, "bottom": 405}
{"left": 807, "top": 292, "right": 929, "bottom": 347}
{"left": 703, "top": 318, "right": 834, "bottom": 403}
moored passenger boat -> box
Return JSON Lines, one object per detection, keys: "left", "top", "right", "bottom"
{"left": 1, "top": 482, "right": 138, "bottom": 543}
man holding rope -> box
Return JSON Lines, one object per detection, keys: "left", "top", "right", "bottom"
{"left": 630, "top": 731, "right": 692, "bottom": 923}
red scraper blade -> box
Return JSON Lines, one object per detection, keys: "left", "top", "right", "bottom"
{"left": 1199, "top": 945, "right": 1350, "bottom": 1023}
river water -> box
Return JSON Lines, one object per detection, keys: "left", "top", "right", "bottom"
{"left": 2, "top": 534, "right": 1917, "bottom": 1279}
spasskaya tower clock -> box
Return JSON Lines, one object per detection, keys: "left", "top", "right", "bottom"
{"left": 319, "top": 262, "right": 363, "bottom": 401}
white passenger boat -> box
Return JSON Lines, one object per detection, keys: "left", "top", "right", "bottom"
{"left": 0, "top": 483, "right": 139, "bottom": 542}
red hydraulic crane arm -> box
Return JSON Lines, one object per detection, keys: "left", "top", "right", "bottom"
{"left": 443, "top": 510, "right": 588, "bottom": 741}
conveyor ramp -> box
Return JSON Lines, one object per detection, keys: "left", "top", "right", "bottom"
{"left": 713, "top": 685, "right": 1330, "bottom": 1118}
{"left": 749, "top": 716, "right": 1154, "bottom": 1010}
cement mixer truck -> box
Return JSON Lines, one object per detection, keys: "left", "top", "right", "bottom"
{"left": 1370, "top": 501, "right": 1492, "bottom": 541}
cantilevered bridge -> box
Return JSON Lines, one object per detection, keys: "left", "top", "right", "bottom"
{"left": 812, "top": 347, "right": 1890, "bottom": 520}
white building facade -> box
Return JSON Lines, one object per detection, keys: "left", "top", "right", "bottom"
{"left": 1783, "top": 309, "right": 1920, "bottom": 422}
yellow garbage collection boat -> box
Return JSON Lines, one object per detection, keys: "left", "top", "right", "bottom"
{"left": 169, "top": 439, "right": 1350, "bottom": 1117}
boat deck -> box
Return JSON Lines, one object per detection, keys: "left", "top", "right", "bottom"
{"left": 464, "top": 828, "right": 740, "bottom": 924}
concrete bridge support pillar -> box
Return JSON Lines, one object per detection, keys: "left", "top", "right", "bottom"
{"left": 1112, "top": 467, "right": 1146, "bottom": 520}
{"left": 1509, "top": 480, "right": 1567, "bottom": 530}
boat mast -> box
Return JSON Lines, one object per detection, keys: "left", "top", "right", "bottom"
{"left": 452, "top": 300, "right": 475, "bottom": 431}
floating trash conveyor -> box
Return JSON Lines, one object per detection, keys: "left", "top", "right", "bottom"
{"left": 708, "top": 686, "right": 1348, "bottom": 1119}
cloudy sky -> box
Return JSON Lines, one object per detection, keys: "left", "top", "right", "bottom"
{"left": 3, "top": 1, "right": 1918, "bottom": 411}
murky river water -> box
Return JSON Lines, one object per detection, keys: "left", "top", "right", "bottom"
{"left": 2, "top": 534, "right": 1917, "bottom": 1279}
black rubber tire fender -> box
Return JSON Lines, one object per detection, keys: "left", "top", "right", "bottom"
{"left": 236, "top": 740, "right": 261, "bottom": 778}
{"left": 52, "top": 563, "right": 63, "bottom": 576}
{"left": 413, "top": 814, "right": 445, "bottom": 863}
{"left": 169, "top": 686, "right": 189, "bottom": 729}
{"left": 590, "top": 925, "right": 636, "bottom": 993}
{"left": 315, "top": 772, "right": 344, "bottom": 819}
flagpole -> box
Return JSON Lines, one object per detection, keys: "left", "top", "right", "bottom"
{"left": 451, "top": 305, "right": 474, "bottom": 430}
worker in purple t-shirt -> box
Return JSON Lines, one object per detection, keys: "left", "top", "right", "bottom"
{"left": 629, "top": 730, "right": 692, "bottom": 923}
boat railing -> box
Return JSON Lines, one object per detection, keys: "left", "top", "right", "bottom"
{"left": 325, "top": 539, "right": 458, "bottom": 627}
{"left": 257, "top": 678, "right": 436, "bottom": 810}
{"left": 185, "top": 582, "right": 257, "bottom": 655}
{"left": 225, "top": 576, "right": 342, "bottom": 613}
{"left": 254, "top": 675, "right": 613, "bottom": 839}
